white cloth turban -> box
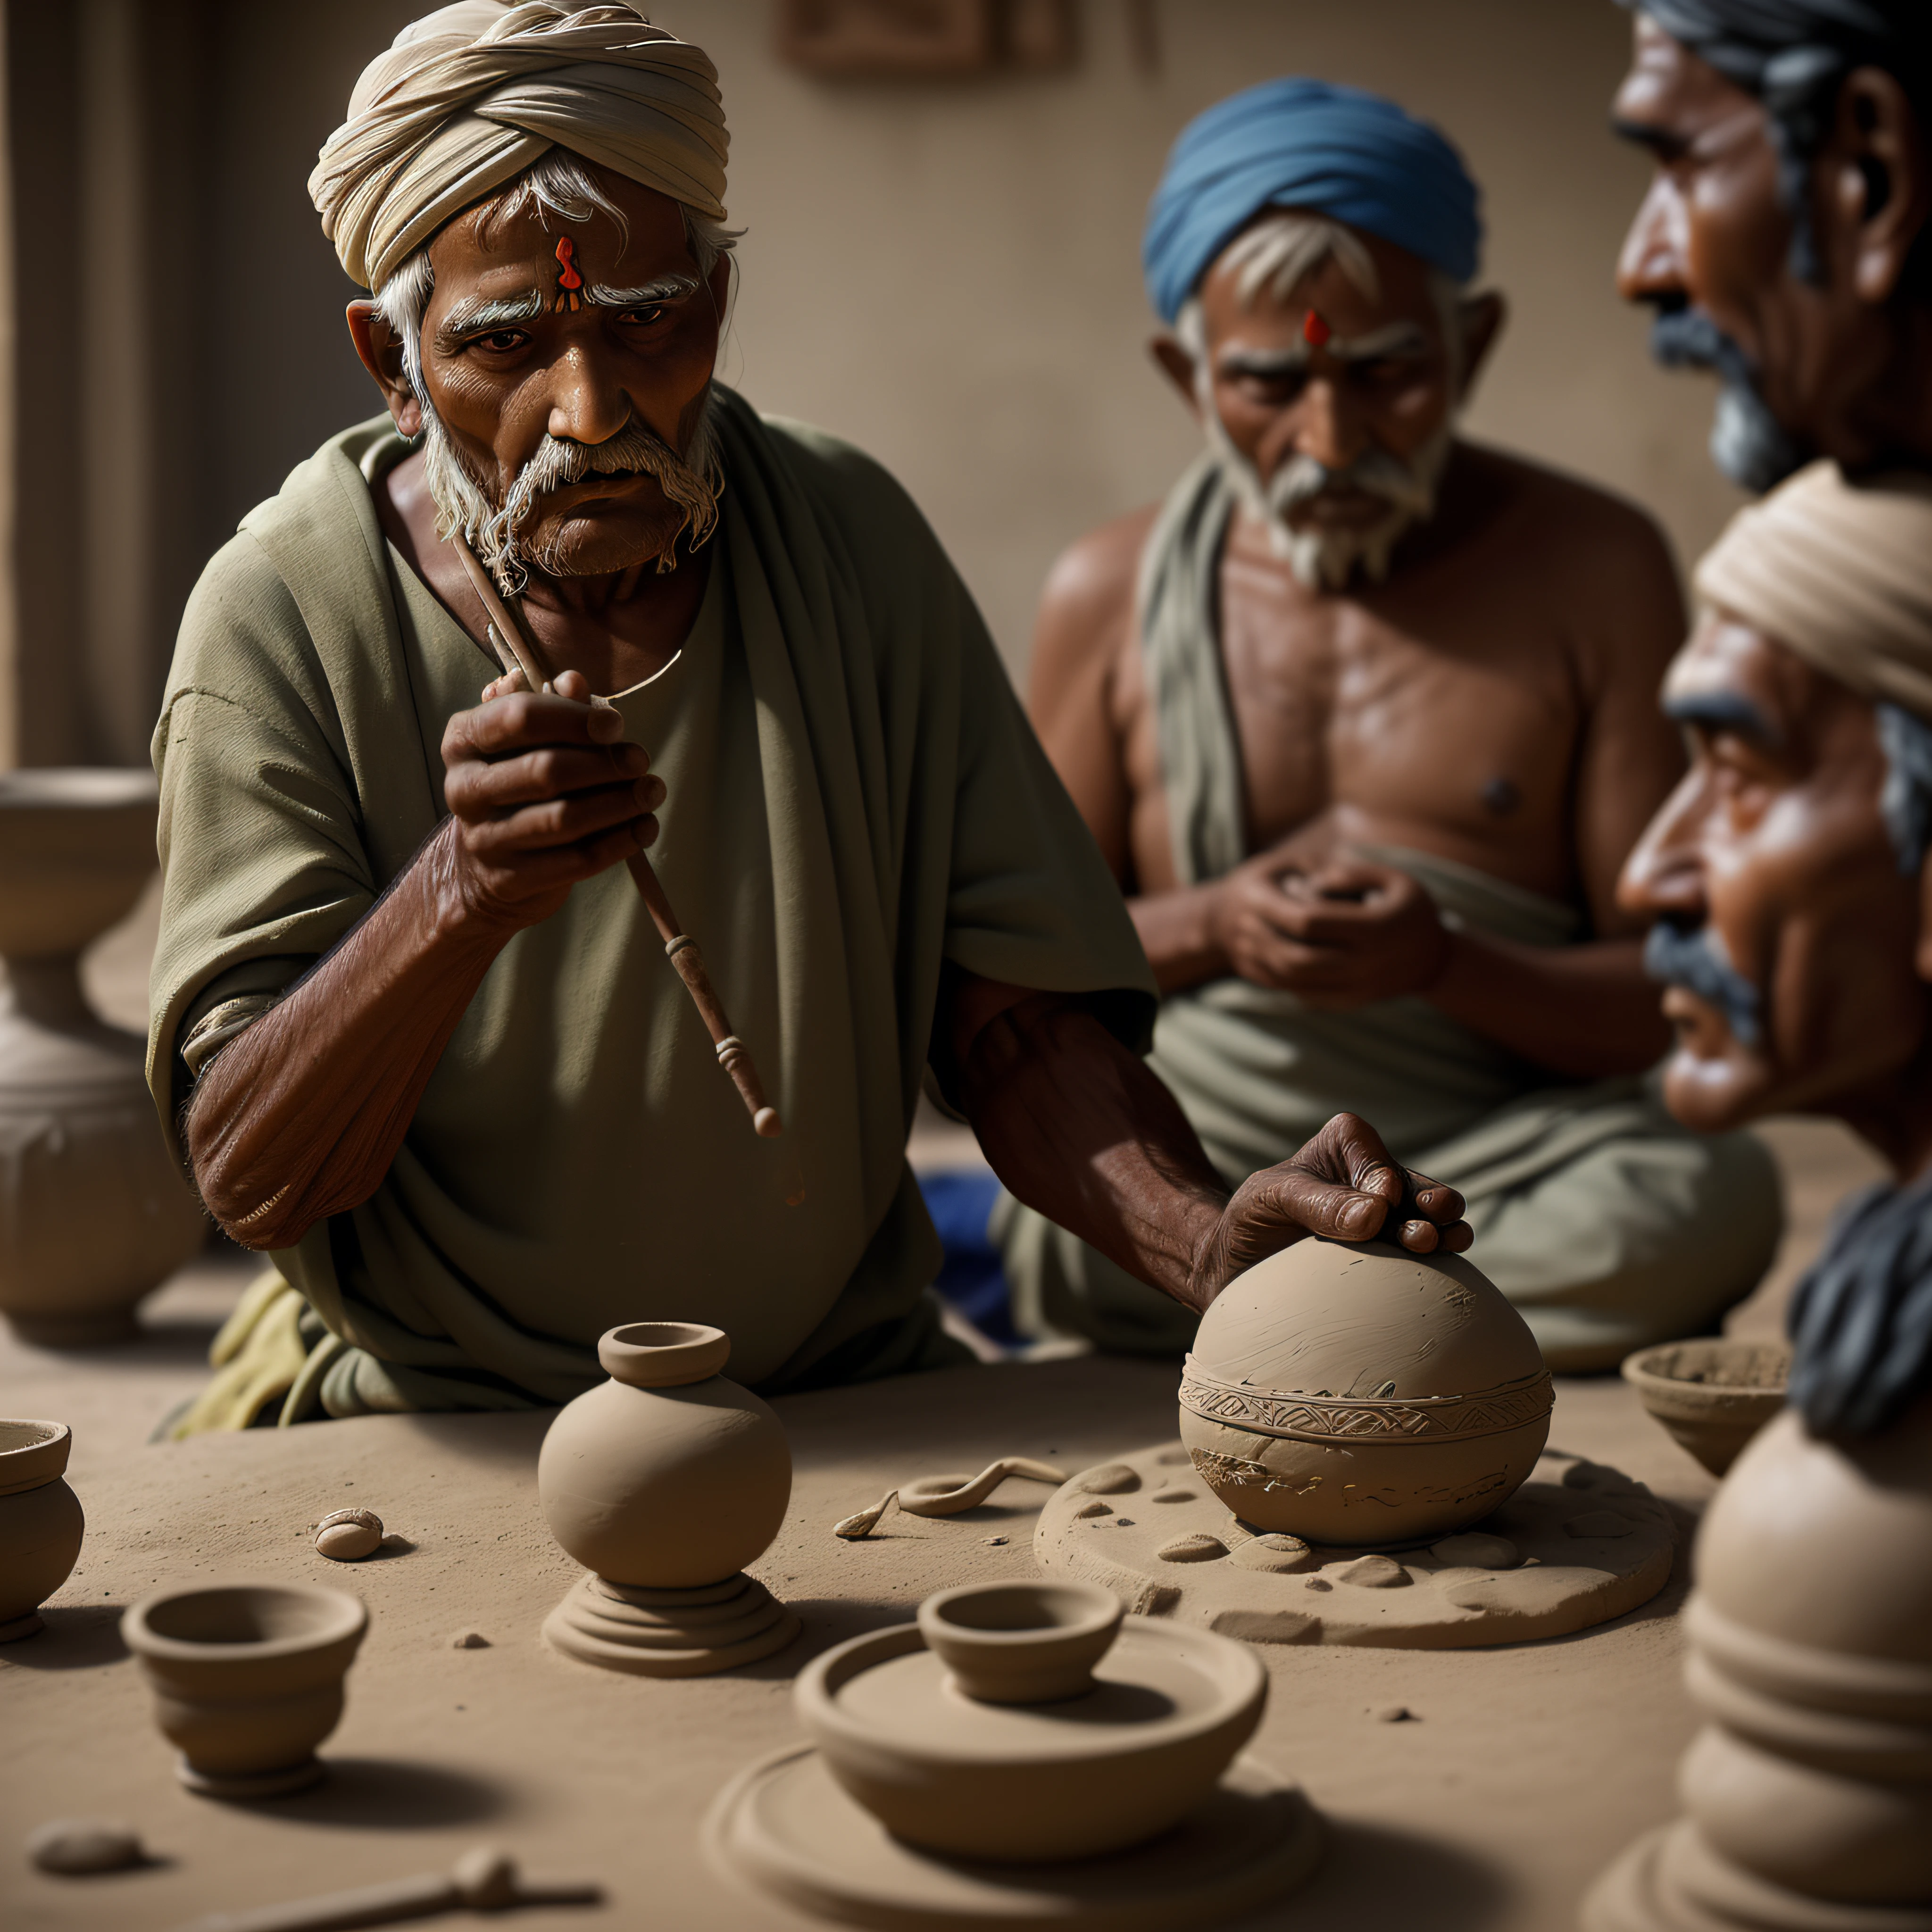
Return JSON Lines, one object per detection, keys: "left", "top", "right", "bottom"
{"left": 1694, "top": 459, "right": 1932, "bottom": 724}
{"left": 309, "top": 1, "right": 728, "bottom": 292}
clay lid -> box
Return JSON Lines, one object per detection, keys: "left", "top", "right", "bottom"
{"left": 1188, "top": 1238, "right": 1546, "bottom": 1407}
{"left": 0, "top": 1419, "right": 70, "bottom": 1497}
{"left": 597, "top": 1322, "right": 731, "bottom": 1388}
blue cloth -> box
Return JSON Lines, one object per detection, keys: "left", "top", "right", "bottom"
{"left": 918, "top": 1169, "right": 1017, "bottom": 1346}
{"left": 1142, "top": 77, "right": 1483, "bottom": 324}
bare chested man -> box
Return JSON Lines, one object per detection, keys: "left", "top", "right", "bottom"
{"left": 987, "top": 78, "right": 1783, "bottom": 1370}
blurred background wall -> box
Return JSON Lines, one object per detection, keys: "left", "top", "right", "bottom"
{"left": 0, "top": 0, "right": 1744, "bottom": 769}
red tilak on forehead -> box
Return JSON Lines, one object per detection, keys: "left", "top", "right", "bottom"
{"left": 1302, "top": 309, "right": 1332, "bottom": 348}
{"left": 553, "top": 236, "right": 584, "bottom": 313}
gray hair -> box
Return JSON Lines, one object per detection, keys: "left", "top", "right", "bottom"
{"left": 1879, "top": 700, "right": 1932, "bottom": 876}
{"left": 1174, "top": 211, "right": 1467, "bottom": 378}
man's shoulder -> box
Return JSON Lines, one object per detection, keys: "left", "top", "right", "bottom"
{"left": 1456, "top": 441, "right": 1677, "bottom": 575}
{"left": 1039, "top": 506, "right": 1162, "bottom": 643}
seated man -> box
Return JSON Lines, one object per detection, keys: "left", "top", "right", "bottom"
{"left": 988, "top": 78, "right": 1782, "bottom": 1371}
{"left": 151, "top": 4, "right": 1469, "bottom": 1429}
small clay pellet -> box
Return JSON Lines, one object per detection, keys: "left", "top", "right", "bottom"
{"left": 313, "top": 1508, "right": 383, "bottom": 1561}
{"left": 26, "top": 1819, "right": 144, "bottom": 1875}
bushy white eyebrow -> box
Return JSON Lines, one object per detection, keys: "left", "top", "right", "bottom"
{"left": 586, "top": 274, "right": 700, "bottom": 308}
{"left": 437, "top": 290, "right": 546, "bottom": 340}
{"left": 1216, "top": 320, "right": 1432, "bottom": 380}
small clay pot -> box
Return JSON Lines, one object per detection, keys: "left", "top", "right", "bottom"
{"left": 916, "top": 1581, "right": 1124, "bottom": 1704}
{"left": 1179, "top": 1239, "right": 1553, "bottom": 1547}
{"left": 122, "top": 1581, "right": 367, "bottom": 1797}
{"left": 539, "top": 1322, "right": 790, "bottom": 1588}
{"left": 797, "top": 1586, "right": 1266, "bottom": 1863}
{"left": 0, "top": 1419, "right": 84, "bottom": 1640}
{"left": 1621, "top": 1338, "right": 1790, "bottom": 1477}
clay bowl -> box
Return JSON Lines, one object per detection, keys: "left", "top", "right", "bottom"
{"left": 1179, "top": 1237, "right": 1553, "bottom": 1547}
{"left": 797, "top": 1581, "right": 1265, "bottom": 1863}
{"left": 1621, "top": 1338, "right": 1790, "bottom": 1477}
{"left": 122, "top": 1581, "right": 368, "bottom": 1797}
{"left": 917, "top": 1581, "right": 1124, "bottom": 1705}
{"left": 0, "top": 1419, "right": 84, "bottom": 1639}
{"left": 0, "top": 769, "right": 158, "bottom": 960}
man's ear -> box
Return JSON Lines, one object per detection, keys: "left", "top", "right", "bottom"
{"left": 345, "top": 300, "right": 424, "bottom": 438}
{"left": 1830, "top": 67, "right": 1931, "bottom": 305}
{"left": 1455, "top": 290, "right": 1507, "bottom": 401}
{"left": 1150, "top": 334, "right": 1199, "bottom": 416}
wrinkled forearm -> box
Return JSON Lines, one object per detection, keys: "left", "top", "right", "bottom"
{"left": 184, "top": 819, "right": 514, "bottom": 1248}
{"left": 1128, "top": 887, "right": 1226, "bottom": 994}
{"left": 1425, "top": 929, "right": 1669, "bottom": 1078}
{"left": 957, "top": 993, "right": 1228, "bottom": 1311}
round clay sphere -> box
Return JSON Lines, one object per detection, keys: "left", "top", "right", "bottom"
{"left": 1179, "top": 1238, "right": 1552, "bottom": 1548}
{"left": 537, "top": 1323, "right": 792, "bottom": 1590}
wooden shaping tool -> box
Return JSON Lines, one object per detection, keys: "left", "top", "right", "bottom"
{"left": 452, "top": 541, "right": 785, "bottom": 1142}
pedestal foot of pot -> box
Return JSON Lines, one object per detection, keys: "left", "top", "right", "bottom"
{"left": 544, "top": 1571, "right": 800, "bottom": 1678}
{"left": 0, "top": 1609, "right": 44, "bottom": 1641}
{"left": 705, "top": 1746, "right": 1322, "bottom": 1931}
{"left": 1582, "top": 1822, "right": 1932, "bottom": 1932}
{"left": 177, "top": 1756, "right": 326, "bottom": 1800}
{"left": 5, "top": 1307, "right": 145, "bottom": 1348}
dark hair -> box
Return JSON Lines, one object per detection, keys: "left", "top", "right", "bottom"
{"left": 1627, "top": 1, "right": 1932, "bottom": 282}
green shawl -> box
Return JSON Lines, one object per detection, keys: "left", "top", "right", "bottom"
{"left": 149, "top": 390, "right": 1154, "bottom": 1407}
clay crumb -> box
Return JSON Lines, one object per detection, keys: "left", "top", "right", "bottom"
{"left": 450, "top": 1629, "right": 491, "bottom": 1649}
{"left": 1074, "top": 1500, "right": 1113, "bottom": 1519}
{"left": 1305, "top": 1577, "right": 1333, "bottom": 1592}
{"left": 1337, "top": 1555, "right": 1410, "bottom": 1589}
{"left": 1373, "top": 1705, "right": 1415, "bottom": 1723}
{"left": 1156, "top": 1533, "right": 1227, "bottom": 1564}
{"left": 983, "top": 1536, "right": 1008, "bottom": 1547}
{"left": 27, "top": 1820, "right": 145, "bottom": 1875}
{"left": 1074, "top": 1462, "right": 1142, "bottom": 1495}
{"left": 313, "top": 1508, "right": 383, "bottom": 1562}
{"left": 1149, "top": 1486, "right": 1197, "bottom": 1503}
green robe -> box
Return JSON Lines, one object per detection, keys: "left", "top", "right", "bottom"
{"left": 149, "top": 391, "right": 1154, "bottom": 1413}
{"left": 996, "top": 454, "right": 1784, "bottom": 1373}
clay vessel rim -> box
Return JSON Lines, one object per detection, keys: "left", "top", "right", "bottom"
{"left": 0, "top": 770, "right": 158, "bottom": 811}
{"left": 797, "top": 1618, "right": 1266, "bottom": 1767}
{"left": 0, "top": 1418, "right": 72, "bottom": 1493}
{"left": 1621, "top": 1340, "right": 1790, "bottom": 1398}
{"left": 1180, "top": 1364, "right": 1554, "bottom": 1445}
{"left": 122, "top": 1581, "right": 368, "bottom": 1662}
{"left": 597, "top": 1321, "right": 731, "bottom": 1387}
{"left": 917, "top": 1580, "right": 1124, "bottom": 1649}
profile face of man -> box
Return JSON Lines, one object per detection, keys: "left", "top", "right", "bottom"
{"left": 355, "top": 167, "right": 733, "bottom": 581}
{"left": 1618, "top": 614, "right": 1928, "bottom": 1132}
{"left": 1156, "top": 219, "right": 1489, "bottom": 588}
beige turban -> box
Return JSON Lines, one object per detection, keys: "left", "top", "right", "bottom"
{"left": 1694, "top": 459, "right": 1932, "bottom": 724}
{"left": 309, "top": 1, "right": 728, "bottom": 292}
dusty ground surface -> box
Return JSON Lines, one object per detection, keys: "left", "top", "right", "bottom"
{"left": 0, "top": 877, "right": 1895, "bottom": 1931}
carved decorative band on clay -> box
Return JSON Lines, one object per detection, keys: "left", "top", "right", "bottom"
{"left": 1178, "top": 1366, "right": 1555, "bottom": 1445}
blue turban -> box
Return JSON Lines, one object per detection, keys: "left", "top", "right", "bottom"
{"left": 1142, "top": 78, "right": 1483, "bottom": 325}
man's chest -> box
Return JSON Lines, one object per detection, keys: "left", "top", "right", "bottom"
{"left": 1118, "top": 546, "right": 1585, "bottom": 858}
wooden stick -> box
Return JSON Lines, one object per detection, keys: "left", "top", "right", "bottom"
{"left": 452, "top": 540, "right": 783, "bottom": 1141}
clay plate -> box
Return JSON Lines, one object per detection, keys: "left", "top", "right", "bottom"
{"left": 704, "top": 1744, "right": 1322, "bottom": 1931}
{"left": 1035, "top": 1443, "right": 1674, "bottom": 1649}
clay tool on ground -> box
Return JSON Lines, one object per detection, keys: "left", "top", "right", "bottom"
{"left": 452, "top": 540, "right": 787, "bottom": 1150}
{"left": 834, "top": 1456, "right": 1067, "bottom": 1539}
{"left": 174, "top": 1844, "right": 599, "bottom": 1932}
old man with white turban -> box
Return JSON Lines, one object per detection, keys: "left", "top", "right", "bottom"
{"left": 147, "top": 3, "right": 1470, "bottom": 1428}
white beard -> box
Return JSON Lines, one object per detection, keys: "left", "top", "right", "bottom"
{"left": 416, "top": 388, "right": 722, "bottom": 592}
{"left": 1199, "top": 402, "right": 1453, "bottom": 591}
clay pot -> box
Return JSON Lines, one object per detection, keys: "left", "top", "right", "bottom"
{"left": 1582, "top": 1397, "right": 1932, "bottom": 1929}
{"left": 0, "top": 1419, "right": 84, "bottom": 1640}
{"left": 122, "top": 1581, "right": 368, "bottom": 1797}
{"left": 0, "top": 770, "right": 204, "bottom": 1346}
{"left": 1622, "top": 1337, "right": 1790, "bottom": 1477}
{"left": 798, "top": 1580, "right": 1266, "bottom": 1863}
{"left": 538, "top": 1323, "right": 799, "bottom": 1675}
{"left": 1178, "top": 1238, "right": 1553, "bottom": 1547}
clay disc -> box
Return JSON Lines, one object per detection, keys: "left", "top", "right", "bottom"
{"left": 705, "top": 1745, "right": 1322, "bottom": 1931}
{"left": 1034, "top": 1443, "right": 1674, "bottom": 1650}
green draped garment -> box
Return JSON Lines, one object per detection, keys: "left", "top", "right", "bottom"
{"left": 995, "top": 455, "right": 1783, "bottom": 1373}
{"left": 149, "top": 392, "right": 1155, "bottom": 1416}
